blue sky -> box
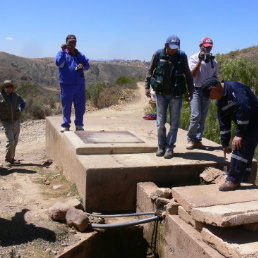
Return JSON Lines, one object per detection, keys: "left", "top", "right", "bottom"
{"left": 1, "top": 0, "right": 257, "bottom": 61}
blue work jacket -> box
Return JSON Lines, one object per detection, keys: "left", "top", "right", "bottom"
{"left": 216, "top": 81, "right": 258, "bottom": 147}
{"left": 56, "top": 49, "right": 90, "bottom": 85}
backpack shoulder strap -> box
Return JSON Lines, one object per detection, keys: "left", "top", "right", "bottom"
{"left": 155, "top": 49, "right": 163, "bottom": 66}
{"left": 178, "top": 50, "right": 185, "bottom": 59}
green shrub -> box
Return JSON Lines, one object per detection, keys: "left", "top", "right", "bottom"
{"left": 115, "top": 77, "right": 137, "bottom": 89}
{"left": 216, "top": 55, "right": 258, "bottom": 95}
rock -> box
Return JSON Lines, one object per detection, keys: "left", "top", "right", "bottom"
{"left": 200, "top": 167, "right": 226, "bottom": 184}
{"left": 66, "top": 207, "right": 89, "bottom": 232}
{"left": 166, "top": 199, "right": 179, "bottom": 215}
{"left": 150, "top": 188, "right": 172, "bottom": 201}
{"left": 88, "top": 215, "right": 105, "bottom": 224}
{"left": 155, "top": 197, "right": 170, "bottom": 217}
{"left": 48, "top": 199, "right": 84, "bottom": 221}
{"left": 53, "top": 184, "right": 62, "bottom": 190}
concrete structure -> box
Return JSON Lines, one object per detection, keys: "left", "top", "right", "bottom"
{"left": 46, "top": 114, "right": 235, "bottom": 212}
{"left": 136, "top": 182, "right": 224, "bottom": 257}
{"left": 137, "top": 182, "right": 258, "bottom": 258}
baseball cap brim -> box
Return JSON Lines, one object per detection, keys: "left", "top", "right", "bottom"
{"left": 168, "top": 43, "right": 179, "bottom": 49}
{"left": 203, "top": 43, "right": 213, "bottom": 47}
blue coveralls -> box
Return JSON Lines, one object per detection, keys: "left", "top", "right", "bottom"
{"left": 216, "top": 81, "right": 258, "bottom": 183}
{"left": 56, "top": 49, "right": 90, "bottom": 128}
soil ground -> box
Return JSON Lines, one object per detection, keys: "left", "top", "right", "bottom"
{"left": 0, "top": 82, "right": 149, "bottom": 257}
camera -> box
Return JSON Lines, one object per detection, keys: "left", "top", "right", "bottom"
{"left": 203, "top": 48, "right": 214, "bottom": 63}
{"left": 61, "top": 44, "right": 72, "bottom": 50}
{"left": 75, "top": 66, "right": 83, "bottom": 71}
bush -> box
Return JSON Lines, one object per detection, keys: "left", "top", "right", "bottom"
{"left": 216, "top": 55, "right": 258, "bottom": 95}
{"left": 96, "top": 87, "right": 120, "bottom": 109}
{"left": 115, "top": 77, "right": 137, "bottom": 89}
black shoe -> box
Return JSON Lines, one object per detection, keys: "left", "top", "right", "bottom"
{"left": 164, "top": 150, "right": 173, "bottom": 159}
{"left": 156, "top": 148, "right": 165, "bottom": 157}
{"left": 76, "top": 126, "right": 84, "bottom": 131}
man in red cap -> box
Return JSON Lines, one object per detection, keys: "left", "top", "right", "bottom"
{"left": 186, "top": 37, "right": 218, "bottom": 150}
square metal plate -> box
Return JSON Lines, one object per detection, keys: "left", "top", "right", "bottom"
{"left": 75, "top": 131, "right": 145, "bottom": 144}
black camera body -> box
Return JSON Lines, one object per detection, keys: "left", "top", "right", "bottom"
{"left": 61, "top": 44, "right": 72, "bottom": 50}
{"left": 75, "top": 66, "right": 83, "bottom": 71}
{"left": 203, "top": 48, "right": 214, "bottom": 63}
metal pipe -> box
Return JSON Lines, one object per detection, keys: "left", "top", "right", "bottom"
{"left": 86, "top": 211, "right": 155, "bottom": 218}
{"left": 91, "top": 215, "right": 159, "bottom": 229}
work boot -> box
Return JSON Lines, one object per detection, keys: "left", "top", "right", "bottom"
{"left": 156, "top": 148, "right": 165, "bottom": 157}
{"left": 219, "top": 180, "right": 240, "bottom": 191}
{"left": 186, "top": 140, "right": 195, "bottom": 150}
{"left": 195, "top": 141, "right": 206, "bottom": 150}
{"left": 60, "top": 127, "right": 69, "bottom": 133}
{"left": 76, "top": 126, "right": 84, "bottom": 131}
{"left": 164, "top": 150, "right": 173, "bottom": 159}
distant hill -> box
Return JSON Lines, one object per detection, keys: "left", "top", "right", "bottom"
{"left": 0, "top": 51, "right": 148, "bottom": 88}
{"left": 218, "top": 45, "right": 258, "bottom": 65}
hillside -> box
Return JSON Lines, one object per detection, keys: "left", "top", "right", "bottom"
{"left": 0, "top": 51, "right": 148, "bottom": 88}
{"left": 218, "top": 45, "right": 258, "bottom": 65}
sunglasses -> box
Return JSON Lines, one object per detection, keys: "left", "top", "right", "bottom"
{"left": 5, "top": 86, "right": 13, "bottom": 89}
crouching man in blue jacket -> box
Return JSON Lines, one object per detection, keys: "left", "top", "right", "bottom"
{"left": 56, "top": 34, "right": 90, "bottom": 132}
{"left": 202, "top": 77, "right": 258, "bottom": 191}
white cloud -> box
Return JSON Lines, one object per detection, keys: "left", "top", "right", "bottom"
{"left": 6, "top": 37, "right": 13, "bottom": 41}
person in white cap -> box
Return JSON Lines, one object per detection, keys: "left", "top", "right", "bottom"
{"left": 0, "top": 80, "right": 26, "bottom": 167}
{"left": 186, "top": 37, "right": 218, "bottom": 150}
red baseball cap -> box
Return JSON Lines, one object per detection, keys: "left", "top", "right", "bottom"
{"left": 200, "top": 37, "right": 213, "bottom": 47}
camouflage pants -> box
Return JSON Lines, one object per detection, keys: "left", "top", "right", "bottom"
{"left": 2, "top": 120, "right": 20, "bottom": 162}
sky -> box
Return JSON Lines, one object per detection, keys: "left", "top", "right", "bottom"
{"left": 1, "top": 0, "right": 258, "bottom": 61}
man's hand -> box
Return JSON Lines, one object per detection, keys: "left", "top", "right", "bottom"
{"left": 61, "top": 44, "right": 67, "bottom": 52}
{"left": 232, "top": 136, "right": 242, "bottom": 151}
{"left": 198, "top": 51, "right": 205, "bottom": 60}
{"left": 77, "top": 63, "right": 84, "bottom": 70}
{"left": 223, "top": 146, "right": 232, "bottom": 159}
{"left": 145, "top": 89, "right": 151, "bottom": 98}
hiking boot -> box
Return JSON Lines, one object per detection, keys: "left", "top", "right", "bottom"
{"left": 60, "top": 127, "right": 69, "bottom": 132}
{"left": 195, "top": 141, "right": 206, "bottom": 150}
{"left": 164, "top": 149, "right": 173, "bottom": 159}
{"left": 76, "top": 126, "right": 84, "bottom": 131}
{"left": 219, "top": 180, "right": 240, "bottom": 191}
{"left": 186, "top": 140, "right": 195, "bottom": 150}
{"left": 156, "top": 148, "right": 165, "bottom": 157}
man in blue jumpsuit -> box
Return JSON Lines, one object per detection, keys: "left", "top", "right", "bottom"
{"left": 202, "top": 77, "right": 258, "bottom": 191}
{"left": 56, "top": 34, "right": 90, "bottom": 132}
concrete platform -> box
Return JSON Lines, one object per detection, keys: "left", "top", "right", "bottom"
{"left": 46, "top": 114, "right": 248, "bottom": 212}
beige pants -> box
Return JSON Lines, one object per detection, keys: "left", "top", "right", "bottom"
{"left": 2, "top": 120, "right": 20, "bottom": 162}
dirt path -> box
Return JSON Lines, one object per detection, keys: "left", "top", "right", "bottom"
{"left": 87, "top": 81, "right": 149, "bottom": 116}
{"left": 0, "top": 82, "right": 150, "bottom": 257}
